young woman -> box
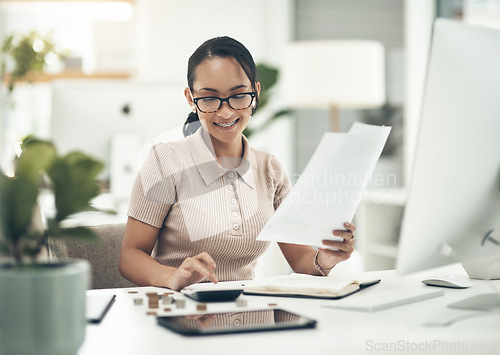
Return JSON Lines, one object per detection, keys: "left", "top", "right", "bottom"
{"left": 119, "top": 36, "right": 355, "bottom": 291}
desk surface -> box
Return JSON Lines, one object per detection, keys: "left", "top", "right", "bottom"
{"left": 79, "top": 264, "right": 500, "bottom": 355}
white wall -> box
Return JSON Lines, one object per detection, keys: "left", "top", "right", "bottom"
{"left": 135, "top": 0, "right": 292, "bottom": 82}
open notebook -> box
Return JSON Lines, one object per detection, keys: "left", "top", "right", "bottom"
{"left": 243, "top": 273, "right": 381, "bottom": 299}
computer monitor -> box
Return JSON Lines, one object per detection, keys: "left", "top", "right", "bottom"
{"left": 396, "top": 19, "right": 500, "bottom": 279}
{"left": 50, "top": 80, "right": 187, "bottom": 198}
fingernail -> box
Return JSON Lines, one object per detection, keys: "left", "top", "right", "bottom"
{"left": 344, "top": 222, "right": 350, "bottom": 227}
{"left": 333, "top": 231, "right": 339, "bottom": 236}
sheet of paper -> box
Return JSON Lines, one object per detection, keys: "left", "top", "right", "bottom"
{"left": 257, "top": 122, "right": 391, "bottom": 247}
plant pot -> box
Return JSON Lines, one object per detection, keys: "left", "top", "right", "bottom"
{"left": 0, "top": 259, "right": 90, "bottom": 355}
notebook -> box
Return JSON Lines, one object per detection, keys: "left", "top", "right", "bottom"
{"left": 243, "top": 273, "right": 381, "bottom": 299}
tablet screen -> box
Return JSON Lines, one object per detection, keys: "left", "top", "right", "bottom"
{"left": 157, "top": 309, "right": 316, "bottom": 336}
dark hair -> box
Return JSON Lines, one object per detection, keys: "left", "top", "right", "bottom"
{"left": 183, "top": 36, "right": 261, "bottom": 137}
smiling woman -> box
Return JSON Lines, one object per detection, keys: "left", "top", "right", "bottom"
{"left": 184, "top": 55, "right": 260, "bottom": 163}
{"left": 182, "top": 37, "right": 261, "bottom": 137}
{"left": 118, "top": 36, "right": 356, "bottom": 292}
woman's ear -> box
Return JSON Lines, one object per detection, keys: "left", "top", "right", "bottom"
{"left": 184, "top": 87, "right": 194, "bottom": 107}
{"left": 252, "top": 82, "right": 261, "bottom": 109}
{"left": 255, "top": 81, "right": 261, "bottom": 96}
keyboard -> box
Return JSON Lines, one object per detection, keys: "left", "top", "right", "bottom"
{"left": 322, "top": 288, "right": 444, "bottom": 312}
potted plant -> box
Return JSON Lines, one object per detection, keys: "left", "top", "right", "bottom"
{"left": 1, "top": 31, "right": 67, "bottom": 93}
{"left": 0, "top": 31, "right": 67, "bottom": 180}
{"left": 0, "top": 136, "right": 106, "bottom": 355}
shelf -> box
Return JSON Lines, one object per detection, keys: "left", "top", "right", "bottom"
{"left": 3, "top": 71, "right": 131, "bottom": 84}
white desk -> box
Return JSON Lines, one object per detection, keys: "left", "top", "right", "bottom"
{"left": 79, "top": 264, "right": 500, "bottom": 355}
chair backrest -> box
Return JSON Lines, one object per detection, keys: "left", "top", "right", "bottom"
{"left": 48, "top": 223, "right": 135, "bottom": 289}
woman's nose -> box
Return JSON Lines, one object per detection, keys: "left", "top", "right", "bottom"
{"left": 218, "top": 101, "right": 234, "bottom": 119}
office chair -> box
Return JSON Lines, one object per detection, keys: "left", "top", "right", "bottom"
{"left": 48, "top": 223, "right": 135, "bottom": 289}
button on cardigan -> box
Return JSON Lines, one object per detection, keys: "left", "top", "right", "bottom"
{"left": 128, "top": 127, "right": 291, "bottom": 282}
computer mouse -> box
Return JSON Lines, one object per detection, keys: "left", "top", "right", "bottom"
{"left": 422, "top": 275, "right": 471, "bottom": 289}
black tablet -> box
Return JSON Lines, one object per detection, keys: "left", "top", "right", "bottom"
{"left": 157, "top": 309, "right": 316, "bottom": 336}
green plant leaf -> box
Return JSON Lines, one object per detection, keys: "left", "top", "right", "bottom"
{"left": 257, "top": 63, "right": 278, "bottom": 91}
{"left": 47, "top": 152, "right": 104, "bottom": 222}
{"left": 1, "top": 34, "right": 14, "bottom": 52}
{"left": 16, "top": 137, "right": 57, "bottom": 183}
{"left": 1, "top": 31, "right": 67, "bottom": 92}
{"left": 0, "top": 173, "right": 39, "bottom": 245}
{"left": 243, "top": 126, "right": 254, "bottom": 137}
{"left": 1, "top": 133, "right": 108, "bottom": 262}
{"left": 257, "top": 63, "right": 279, "bottom": 110}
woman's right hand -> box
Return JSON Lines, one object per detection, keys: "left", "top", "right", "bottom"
{"left": 167, "top": 252, "right": 218, "bottom": 291}
{"left": 119, "top": 218, "right": 218, "bottom": 291}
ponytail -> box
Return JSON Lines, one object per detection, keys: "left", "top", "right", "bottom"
{"left": 183, "top": 111, "right": 202, "bottom": 137}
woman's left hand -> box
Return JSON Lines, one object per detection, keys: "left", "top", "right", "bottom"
{"left": 317, "top": 222, "right": 356, "bottom": 270}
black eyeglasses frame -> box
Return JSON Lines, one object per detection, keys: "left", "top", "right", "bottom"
{"left": 192, "top": 92, "right": 256, "bottom": 113}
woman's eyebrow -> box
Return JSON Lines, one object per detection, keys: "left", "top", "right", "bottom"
{"left": 198, "top": 84, "right": 248, "bottom": 93}
{"left": 229, "top": 84, "right": 248, "bottom": 91}
{"left": 198, "top": 87, "right": 218, "bottom": 93}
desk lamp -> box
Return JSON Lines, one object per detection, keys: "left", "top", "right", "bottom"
{"left": 281, "top": 40, "right": 386, "bottom": 131}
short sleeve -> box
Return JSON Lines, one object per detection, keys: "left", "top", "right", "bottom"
{"left": 127, "top": 144, "right": 181, "bottom": 228}
{"left": 270, "top": 155, "right": 292, "bottom": 210}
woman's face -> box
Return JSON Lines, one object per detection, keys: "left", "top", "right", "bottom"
{"left": 185, "top": 56, "right": 260, "bottom": 148}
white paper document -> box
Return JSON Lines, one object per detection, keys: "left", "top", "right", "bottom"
{"left": 257, "top": 122, "right": 391, "bottom": 247}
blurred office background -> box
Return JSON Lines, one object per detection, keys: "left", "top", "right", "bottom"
{"left": 1, "top": 0, "right": 499, "bottom": 275}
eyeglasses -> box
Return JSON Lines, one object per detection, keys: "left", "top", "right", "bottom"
{"left": 193, "top": 92, "right": 256, "bottom": 113}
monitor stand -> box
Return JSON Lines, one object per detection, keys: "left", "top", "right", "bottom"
{"left": 447, "top": 254, "right": 500, "bottom": 311}
{"left": 448, "top": 294, "right": 500, "bottom": 312}
{"left": 461, "top": 253, "right": 500, "bottom": 280}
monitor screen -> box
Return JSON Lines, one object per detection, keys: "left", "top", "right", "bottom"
{"left": 396, "top": 19, "right": 500, "bottom": 276}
